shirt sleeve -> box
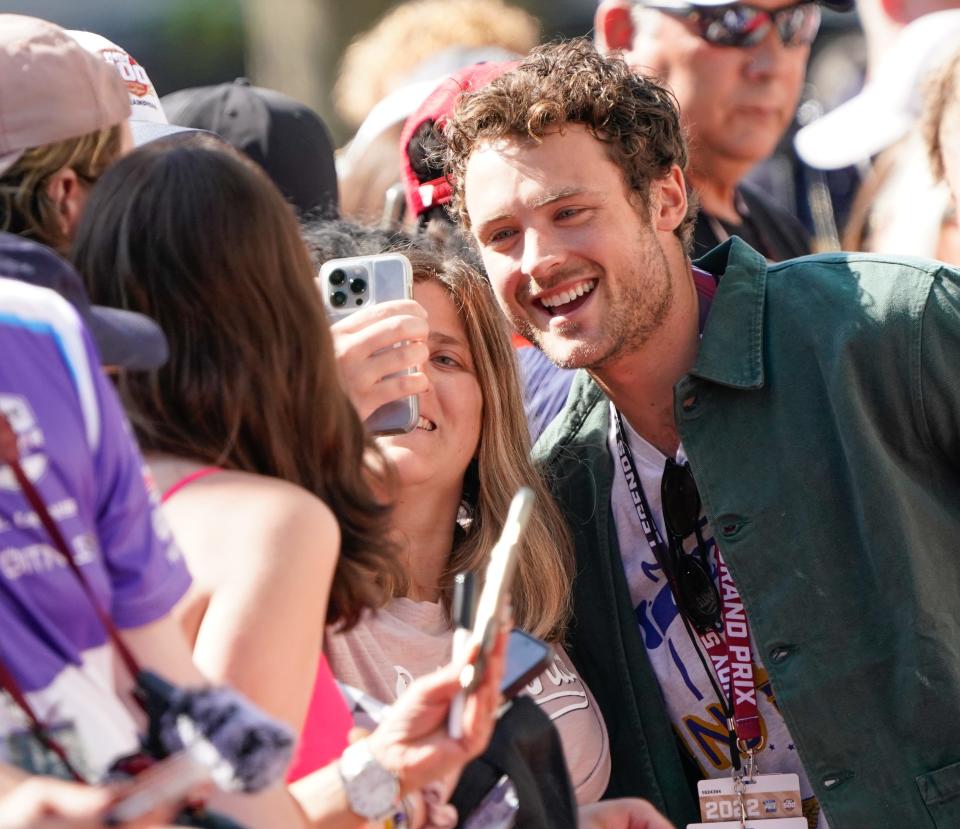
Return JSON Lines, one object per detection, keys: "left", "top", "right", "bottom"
{"left": 83, "top": 328, "right": 192, "bottom": 628}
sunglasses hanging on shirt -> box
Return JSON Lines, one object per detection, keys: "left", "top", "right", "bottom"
{"left": 661, "top": 458, "right": 723, "bottom": 633}
{"left": 613, "top": 411, "right": 722, "bottom": 633}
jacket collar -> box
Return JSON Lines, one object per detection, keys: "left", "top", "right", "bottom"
{"left": 689, "top": 236, "right": 768, "bottom": 390}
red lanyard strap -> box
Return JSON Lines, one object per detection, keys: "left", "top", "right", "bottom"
{"left": 612, "top": 412, "right": 761, "bottom": 747}
{"left": 0, "top": 655, "right": 84, "bottom": 782}
{"left": 697, "top": 554, "right": 761, "bottom": 744}
{"left": 0, "top": 412, "right": 143, "bottom": 683}
{"left": 0, "top": 410, "right": 154, "bottom": 780}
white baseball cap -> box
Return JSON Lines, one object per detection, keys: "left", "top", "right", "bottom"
{"left": 68, "top": 29, "right": 199, "bottom": 146}
{"left": 795, "top": 9, "right": 960, "bottom": 170}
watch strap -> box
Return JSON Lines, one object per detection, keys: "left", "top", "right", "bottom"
{"left": 339, "top": 739, "right": 401, "bottom": 821}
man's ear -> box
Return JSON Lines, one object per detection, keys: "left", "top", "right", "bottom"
{"left": 595, "top": 1, "right": 637, "bottom": 53}
{"left": 45, "top": 167, "right": 86, "bottom": 243}
{"left": 651, "top": 165, "right": 688, "bottom": 234}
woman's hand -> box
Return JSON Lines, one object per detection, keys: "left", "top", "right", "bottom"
{"left": 0, "top": 775, "right": 178, "bottom": 829}
{"left": 363, "top": 627, "right": 507, "bottom": 797}
{"left": 578, "top": 798, "right": 676, "bottom": 829}
{"left": 329, "top": 299, "right": 430, "bottom": 421}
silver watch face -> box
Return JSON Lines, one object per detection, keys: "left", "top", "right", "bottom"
{"left": 340, "top": 741, "right": 400, "bottom": 820}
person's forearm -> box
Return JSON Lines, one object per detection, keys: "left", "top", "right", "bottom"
{"left": 206, "top": 785, "right": 314, "bottom": 829}
{"left": 0, "top": 763, "right": 27, "bottom": 799}
{"left": 288, "top": 764, "right": 365, "bottom": 829}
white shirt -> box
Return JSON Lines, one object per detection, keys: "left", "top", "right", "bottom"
{"left": 608, "top": 403, "right": 827, "bottom": 829}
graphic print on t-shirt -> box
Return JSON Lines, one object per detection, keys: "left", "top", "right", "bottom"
{"left": 608, "top": 405, "right": 826, "bottom": 829}
{"left": 325, "top": 597, "right": 611, "bottom": 804}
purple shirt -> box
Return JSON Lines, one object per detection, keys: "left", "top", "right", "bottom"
{"left": 0, "top": 277, "right": 190, "bottom": 778}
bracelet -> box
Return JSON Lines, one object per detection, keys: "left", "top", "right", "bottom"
{"left": 383, "top": 796, "right": 412, "bottom": 829}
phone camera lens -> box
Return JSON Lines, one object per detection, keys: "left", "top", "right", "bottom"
{"left": 349, "top": 277, "right": 367, "bottom": 294}
{"left": 329, "top": 268, "right": 346, "bottom": 286}
{"left": 331, "top": 291, "right": 347, "bottom": 307}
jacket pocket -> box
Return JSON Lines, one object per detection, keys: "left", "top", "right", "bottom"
{"left": 917, "top": 760, "right": 960, "bottom": 826}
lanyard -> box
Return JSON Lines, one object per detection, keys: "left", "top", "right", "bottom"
{"left": 613, "top": 417, "right": 760, "bottom": 746}
{"left": 611, "top": 267, "right": 762, "bottom": 753}
{"left": 0, "top": 411, "right": 152, "bottom": 782}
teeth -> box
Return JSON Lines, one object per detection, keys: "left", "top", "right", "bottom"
{"left": 417, "top": 416, "right": 436, "bottom": 431}
{"left": 539, "top": 280, "right": 595, "bottom": 309}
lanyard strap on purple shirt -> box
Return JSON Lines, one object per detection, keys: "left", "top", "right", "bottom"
{"left": 0, "top": 412, "right": 144, "bottom": 683}
{"left": 0, "top": 411, "right": 154, "bottom": 781}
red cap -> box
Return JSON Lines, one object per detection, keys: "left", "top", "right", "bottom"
{"left": 399, "top": 60, "right": 516, "bottom": 221}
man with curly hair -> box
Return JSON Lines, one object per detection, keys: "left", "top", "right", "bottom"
{"left": 444, "top": 38, "right": 960, "bottom": 829}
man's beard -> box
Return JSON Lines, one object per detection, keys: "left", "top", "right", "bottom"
{"left": 515, "top": 238, "right": 673, "bottom": 372}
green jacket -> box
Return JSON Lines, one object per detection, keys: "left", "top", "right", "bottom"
{"left": 534, "top": 238, "right": 960, "bottom": 828}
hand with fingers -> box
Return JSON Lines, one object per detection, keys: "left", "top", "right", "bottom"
{"left": 578, "top": 798, "right": 677, "bottom": 829}
{"left": 329, "top": 299, "right": 431, "bottom": 421}
{"left": 362, "top": 627, "right": 508, "bottom": 799}
{"left": 0, "top": 775, "right": 178, "bottom": 829}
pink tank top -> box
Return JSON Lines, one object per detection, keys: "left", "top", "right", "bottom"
{"left": 160, "top": 466, "right": 222, "bottom": 503}
{"left": 286, "top": 655, "right": 352, "bottom": 781}
{"left": 158, "top": 464, "right": 352, "bottom": 778}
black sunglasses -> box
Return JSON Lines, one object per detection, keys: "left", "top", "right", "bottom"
{"left": 645, "top": 1, "right": 821, "bottom": 48}
{"left": 661, "top": 459, "right": 722, "bottom": 632}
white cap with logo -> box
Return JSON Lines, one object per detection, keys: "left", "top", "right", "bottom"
{"left": 0, "top": 15, "right": 130, "bottom": 176}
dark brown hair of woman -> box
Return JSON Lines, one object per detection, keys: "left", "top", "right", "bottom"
{"left": 71, "top": 133, "right": 404, "bottom": 628}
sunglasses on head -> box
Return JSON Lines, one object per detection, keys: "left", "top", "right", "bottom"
{"left": 661, "top": 459, "right": 722, "bottom": 633}
{"left": 645, "top": 1, "right": 821, "bottom": 48}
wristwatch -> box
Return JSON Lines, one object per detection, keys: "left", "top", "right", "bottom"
{"left": 338, "top": 739, "right": 401, "bottom": 821}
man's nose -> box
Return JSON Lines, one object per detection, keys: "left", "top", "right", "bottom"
{"left": 520, "top": 228, "right": 566, "bottom": 279}
{"left": 743, "top": 25, "right": 788, "bottom": 78}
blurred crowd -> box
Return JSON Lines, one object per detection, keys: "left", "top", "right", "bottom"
{"left": 1, "top": 1, "right": 959, "bottom": 828}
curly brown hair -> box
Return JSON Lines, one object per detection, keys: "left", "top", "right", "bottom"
{"left": 443, "top": 38, "right": 697, "bottom": 249}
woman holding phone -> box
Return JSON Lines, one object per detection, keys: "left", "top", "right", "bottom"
{"left": 71, "top": 134, "right": 507, "bottom": 829}
{"left": 318, "top": 240, "right": 613, "bottom": 806}
{"left": 322, "top": 238, "right": 674, "bottom": 827}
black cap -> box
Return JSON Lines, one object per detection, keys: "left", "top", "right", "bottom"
{"left": 161, "top": 79, "right": 339, "bottom": 218}
{"left": 0, "top": 232, "right": 168, "bottom": 370}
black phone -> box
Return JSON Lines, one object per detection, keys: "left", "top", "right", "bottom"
{"left": 501, "top": 629, "right": 553, "bottom": 699}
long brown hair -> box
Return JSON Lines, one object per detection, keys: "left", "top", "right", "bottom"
{"left": 403, "top": 246, "right": 573, "bottom": 642}
{"left": 72, "top": 134, "right": 403, "bottom": 628}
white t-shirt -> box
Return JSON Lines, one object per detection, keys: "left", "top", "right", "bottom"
{"left": 608, "top": 405, "right": 827, "bottom": 829}
{"left": 325, "top": 597, "right": 611, "bottom": 804}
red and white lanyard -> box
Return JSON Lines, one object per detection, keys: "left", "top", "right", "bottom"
{"left": 613, "top": 417, "right": 761, "bottom": 746}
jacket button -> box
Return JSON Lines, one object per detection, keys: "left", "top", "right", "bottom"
{"left": 720, "top": 521, "right": 744, "bottom": 538}
{"left": 769, "top": 645, "right": 794, "bottom": 664}
{"left": 681, "top": 394, "right": 699, "bottom": 412}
